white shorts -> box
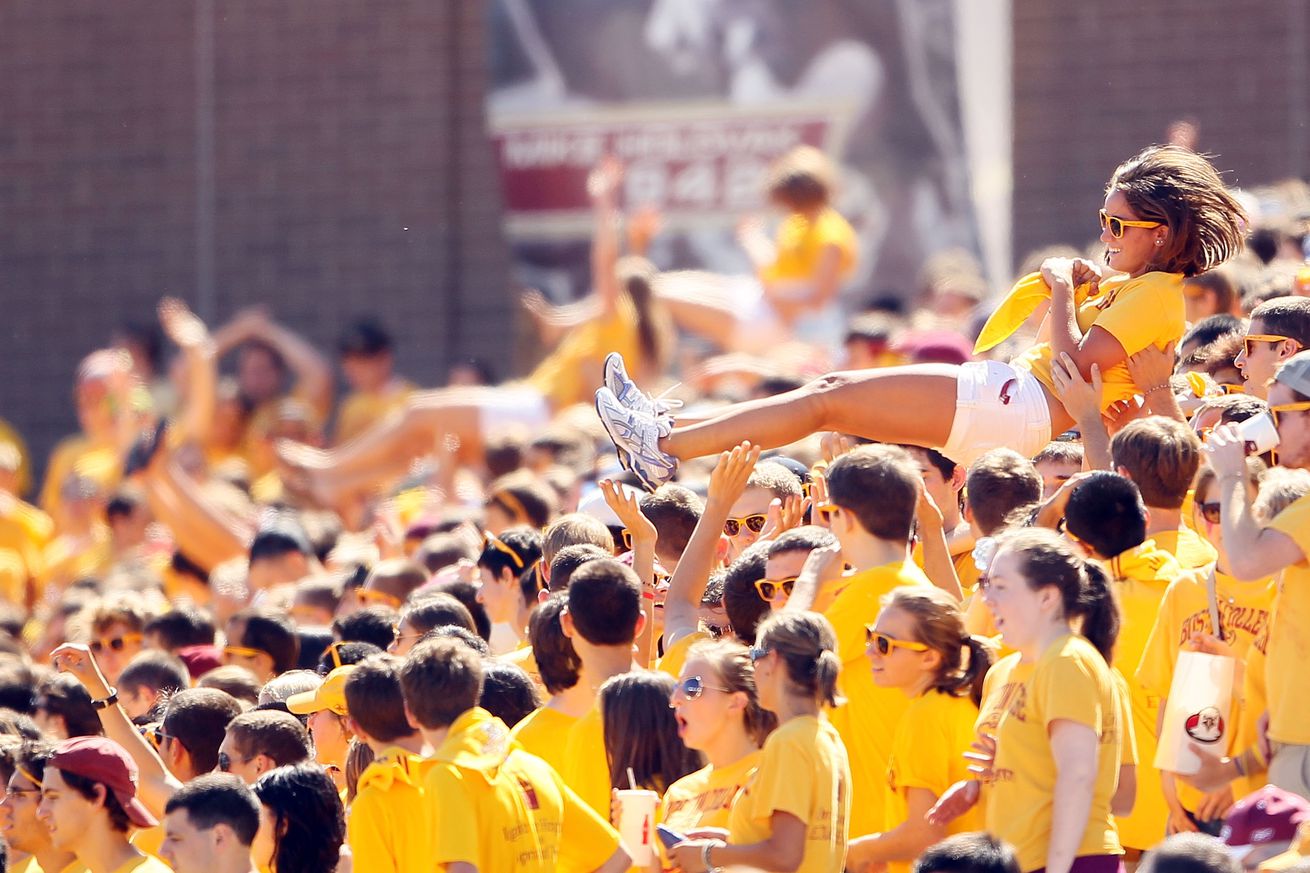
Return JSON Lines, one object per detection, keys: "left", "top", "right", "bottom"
{"left": 477, "top": 385, "right": 550, "bottom": 438}
{"left": 939, "top": 360, "right": 1052, "bottom": 468}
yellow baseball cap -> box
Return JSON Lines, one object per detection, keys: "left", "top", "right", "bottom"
{"left": 286, "top": 666, "right": 356, "bottom": 716}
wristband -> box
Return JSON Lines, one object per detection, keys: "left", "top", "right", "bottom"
{"left": 1144, "top": 383, "right": 1171, "bottom": 396}
{"left": 702, "top": 840, "right": 725, "bottom": 873}
{"left": 641, "top": 590, "right": 656, "bottom": 601}
{"left": 91, "top": 688, "right": 119, "bottom": 710}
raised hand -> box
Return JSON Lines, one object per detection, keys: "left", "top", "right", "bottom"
{"left": 705, "top": 442, "right": 761, "bottom": 512}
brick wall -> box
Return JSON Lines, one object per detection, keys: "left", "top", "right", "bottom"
{"left": 0, "top": 0, "right": 510, "bottom": 487}
{"left": 1012, "top": 0, "right": 1309, "bottom": 266}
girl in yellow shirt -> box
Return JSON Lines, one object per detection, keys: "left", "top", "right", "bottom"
{"left": 669, "top": 612, "right": 851, "bottom": 873}
{"left": 656, "top": 641, "right": 775, "bottom": 871}
{"left": 598, "top": 146, "right": 1247, "bottom": 485}
{"left": 846, "top": 586, "right": 994, "bottom": 873}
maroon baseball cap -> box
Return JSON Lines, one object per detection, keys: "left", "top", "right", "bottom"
{"left": 49, "top": 737, "right": 158, "bottom": 829}
{"left": 176, "top": 644, "right": 223, "bottom": 680}
{"left": 1222, "top": 785, "right": 1310, "bottom": 860}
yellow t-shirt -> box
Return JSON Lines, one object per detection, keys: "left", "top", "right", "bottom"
{"left": 1012, "top": 271, "right": 1185, "bottom": 412}
{"left": 728, "top": 715, "right": 851, "bottom": 873}
{"left": 39, "top": 435, "right": 121, "bottom": 522}
{"left": 656, "top": 630, "right": 711, "bottom": 680}
{"left": 0, "top": 417, "right": 33, "bottom": 495}
{"left": 910, "top": 540, "right": 982, "bottom": 594}
{"left": 760, "top": 207, "right": 858, "bottom": 285}
{"left": 334, "top": 379, "right": 414, "bottom": 445}
{"left": 1106, "top": 540, "right": 1182, "bottom": 850}
{"left": 527, "top": 297, "right": 641, "bottom": 411}
{"left": 1236, "top": 625, "right": 1271, "bottom": 796}
{"left": 509, "top": 704, "right": 578, "bottom": 778}
{"left": 39, "top": 524, "right": 113, "bottom": 591}
{"left": 0, "top": 515, "right": 43, "bottom": 606}
{"left": 108, "top": 856, "right": 172, "bottom": 873}
{"left": 823, "top": 560, "right": 928, "bottom": 836}
{"left": 426, "top": 707, "right": 620, "bottom": 873}
{"left": 561, "top": 702, "right": 611, "bottom": 816}
{"left": 983, "top": 635, "right": 1122, "bottom": 873}
{"left": 1266, "top": 494, "right": 1310, "bottom": 744}
{"left": 884, "top": 691, "right": 983, "bottom": 873}
{"left": 348, "top": 747, "right": 433, "bottom": 873}
{"left": 660, "top": 751, "right": 761, "bottom": 836}
{"left": 1135, "top": 568, "right": 1274, "bottom": 812}
{"left": 1151, "top": 526, "right": 1219, "bottom": 572}
{"left": 501, "top": 643, "right": 545, "bottom": 696}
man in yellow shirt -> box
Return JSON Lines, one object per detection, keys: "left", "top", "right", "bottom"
{"left": 1110, "top": 417, "right": 1217, "bottom": 570}
{"left": 37, "top": 737, "right": 172, "bottom": 873}
{"left": 1064, "top": 471, "right": 1184, "bottom": 852}
{"left": 399, "top": 637, "right": 630, "bottom": 873}
{"left": 340, "top": 654, "right": 433, "bottom": 873}
{"left": 333, "top": 318, "right": 414, "bottom": 445}
{"left": 159, "top": 774, "right": 260, "bottom": 873}
{"left": 557, "top": 559, "right": 647, "bottom": 815}
{"left": 4, "top": 745, "right": 85, "bottom": 873}
{"left": 508, "top": 594, "right": 587, "bottom": 776}
{"left": 786, "top": 445, "right": 929, "bottom": 838}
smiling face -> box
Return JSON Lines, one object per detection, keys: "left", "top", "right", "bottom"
{"left": 725, "top": 487, "right": 773, "bottom": 561}
{"left": 979, "top": 548, "right": 1050, "bottom": 653}
{"left": 866, "top": 606, "right": 937, "bottom": 694}
{"left": 1101, "top": 189, "right": 1166, "bottom": 277}
{"left": 1235, "top": 319, "right": 1295, "bottom": 399}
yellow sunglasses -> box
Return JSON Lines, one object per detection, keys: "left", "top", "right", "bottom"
{"left": 723, "top": 514, "right": 767, "bottom": 537}
{"left": 864, "top": 627, "right": 930, "bottom": 655}
{"left": 1099, "top": 209, "right": 1163, "bottom": 239}
{"left": 754, "top": 576, "right": 797, "bottom": 602}
{"left": 1244, "top": 334, "right": 1298, "bottom": 357}
{"left": 1270, "top": 401, "right": 1310, "bottom": 429}
{"left": 223, "top": 644, "right": 265, "bottom": 661}
{"left": 356, "top": 587, "right": 403, "bottom": 608}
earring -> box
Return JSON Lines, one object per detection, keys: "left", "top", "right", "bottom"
{"left": 1155, "top": 239, "right": 1164, "bottom": 246}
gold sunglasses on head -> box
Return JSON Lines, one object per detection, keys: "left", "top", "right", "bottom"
{"left": 1099, "top": 209, "right": 1162, "bottom": 239}
{"left": 482, "top": 531, "right": 526, "bottom": 569}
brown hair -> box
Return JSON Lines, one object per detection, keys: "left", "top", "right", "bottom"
{"left": 965, "top": 450, "right": 1043, "bottom": 536}
{"left": 618, "top": 256, "right": 676, "bottom": 376}
{"left": 639, "top": 485, "right": 704, "bottom": 560}
{"left": 600, "top": 672, "right": 703, "bottom": 795}
{"left": 825, "top": 445, "right": 920, "bottom": 542}
{"left": 527, "top": 593, "right": 580, "bottom": 696}
{"left": 755, "top": 612, "right": 842, "bottom": 708}
{"left": 881, "top": 587, "right": 993, "bottom": 707}
{"left": 766, "top": 145, "right": 835, "bottom": 211}
{"left": 486, "top": 473, "right": 557, "bottom": 530}
{"left": 1107, "top": 145, "right": 1246, "bottom": 277}
{"left": 343, "top": 655, "right": 418, "bottom": 744}
{"left": 747, "top": 461, "right": 804, "bottom": 502}
{"left": 686, "top": 640, "right": 777, "bottom": 746}
{"left": 398, "top": 637, "right": 483, "bottom": 729}
{"left": 1193, "top": 458, "right": 1265, "bottom": 511}
{"left": 1253, "top": 467, "right": 1310, "bottom": 523}
{"left": 1251, "top": 297, "right": 1310, "bottom": 349}
{"left": 1109, "top": 417, "right": 1201, "bottom": 509}
{"left": 542, "top": 513, "right": 615, "bottom": 566}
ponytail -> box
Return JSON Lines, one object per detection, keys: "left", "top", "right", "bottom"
{"left": 880, "top": 586, "right": 989, "bottom": 705}
{"left": 756, "top": 612, "right": 844, "bottom": 709}
{"left": 812, "top": 649, "right": 842, "bottom": 709}
{"left": 1076, "top": 561, "right": 1121, "bottom": 663}
{"left": 956, "top": 636, "right": 996, "bottom": 708}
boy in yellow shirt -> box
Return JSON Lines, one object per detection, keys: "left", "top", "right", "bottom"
{"left": 340, "top": 654, "right": 432, "bottom": 873}
{"left": 508, "top": 594, "right": 587, "bottom": 776}
{"left": 399, "top": 637, "right": 630, "bottom": 873}
{"left": 1064, "top": 472, "right": 1184, "bottom": 853}
{"left": 786, "top": 445, "right": 929, "bottom": 838}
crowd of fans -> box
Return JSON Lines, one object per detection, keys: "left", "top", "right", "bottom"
{"left": 0, "top": 139, "right": 1308, "bottom": 873}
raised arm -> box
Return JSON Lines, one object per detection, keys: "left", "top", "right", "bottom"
{"left": 600, "top": 480, "right": 658, "bottom": 667}
{"left": 140, "top": 450, "right": 251, "bottom": 571}
{"left": 1209, "top": 425, "right": 1305, "bottom": 580}
{"left": 158, "top": 297, "right": 217, "bottom": 446}
{"left": 663, "top": 442, "right": 759, "bottom": 646}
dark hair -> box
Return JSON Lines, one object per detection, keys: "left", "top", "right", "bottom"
{"left": 332, "top": 605, "right": 398, "bottom": 651}
{"left": 1032, "top": 441, "right": 1084, "bottom": 468}
{"left": 618, "top": 256, "right": 676, "bottom": 376}
{"left": 826, "top": 445, "right": 920, "bottom": 542}
{"left": 417, "top": 625, "right": 490, "bottom": 656}
{"left": 485, "top": 474, "right": 556, "bottom": 530}
{"left": 197, "top": 665, "right": 262, "bottom": 705}
{"left": 528, "top": 593, "right": 580, "bottom": 695}
{"left": 1138, "top": 832, "right": 1242, "bottom": 873}
{"left": 59, "top": 767, "right": 132, "bottom": 832}
{"left": 1107, "top": 145, "right": 1246, "bottom": 277}
{"left": 767, "top": 525, "right": 838, "bottom": 559}
{"left": 1110, "top": 417, "right": 1201, "bottom": 509}
{"left": 164, "top": 773, "right": 261, "bottom": 846}
{"left": 565, "top": 559, "right": 642, "bottom": 646}
{"left": 600, "top": 672, "right": 703, "bottom": 795}
{"left": 541, "top": 514, "right": 615, "bottom": 567}
{"left": 755, "top": 612, "right": 842, "bottom": 708}
{"left": 145, "top": 606, "right": 216, "bottom": 650}
{"left": 0, "top": 662, "right": 37, "bottom": 714}
{"left": 1199, "top": 392, "right": 1268, "bottom": 425}
{"left": 478, "top": 527, "right": 543, "bottom": 581}
{"left": 341, "top": 655, "right": 418, "bottom": 744}
{"left": 965, "top": 450, "right": 1043, "bottom": 536}
{"left": 913, "top": 832, "right": 1021, "bottom": 873}
{"left": 993, "top": 527, "right": 1121, "bottom": 662}
{"left": 105, "top": 485, "right": 145, "bottom": 523}
{"left": 231, "top": 608, "right": 300, "bottom": 675}
{"left": 1063, "top": 471, "right": 1148, "bottom": 559}
{"left": 429, "top": 579, "right": 492, "bottom": 641}
{"left": 14, "top": 740, "right": 54, "bottom": 785}
{"left": 414, "top": 533, "right": 478, "bottom": 574}
{"left": 398, "top": 638, "right": 484, "bottom": 729}
{"left": 639, "top": 485, "right": 705, "bottom": 560}
{"left": 227, "top": 710, "right": 313, "bottom": 767}
{"left": 747, "top": 461, "right": 804, "bottom": 502}
{"left": 119, "top": 651, "right": 190, "bottom": 700}
{"left": 315, "top": 641, "right": 384, "bottom": 676}
{"left": 0, "top": 709, "right": 42, "bottom": 741}
{"left": 337, "top": 317, "right": 393, "bottom": 357}
{"left": 766, "top": 145, "right": 833, "bottom": 211}
{"left": 1251, "top": 297, "right": 1310, "bottom": 348}
{"left": 1183, "top": 272, "right": 1239, "bottom": 319}
{"left": 721, "top": 541, "right": 772, "bottom": 645}
{"left": 252, "top": 764, "right": 346, "bottom": 873}
{"left": 1181, "top": 312, "right": 1243, "bottom": 350}
{"left": 548, "top": 544, "right": 611, "bottom": 592}
{"left": 478, "top": 661, "right": 541, "bottom": 728}
{"left": 401, "top": 593, "right": 476, "bottom": 636}
{"left": 163, "top": 688, "right": 244, "bottom": 774}
{"left": 687, "top": 640, "right": 777, "bottom": 745}
{"left": 882, "top": 587, "right": 994, "bottom": 707}
{"left": 296, "top": 627, "right": 335, "bottom": 672}
{"left": 360, "top": 559, "right": 427, "bottom": 605}
{"left": 35, "top": 674, "right": 103, "bottom": 738}
{"left": 247, "top": 520, "right": 312, "bottom": 563}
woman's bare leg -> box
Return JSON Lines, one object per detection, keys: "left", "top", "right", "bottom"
{"left": 660, "top": 365, "right": 962, "bottom": 460}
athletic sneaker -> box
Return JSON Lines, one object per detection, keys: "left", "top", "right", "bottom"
{"left": 603, "top": 352, "right": 682, "bottom": 419}
{"left": 594, "top": 386, "right": 677, "bottom": 491}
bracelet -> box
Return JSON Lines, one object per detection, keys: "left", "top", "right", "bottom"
{"left": 702, "top": 840, "right": 725, "bottom": 873}
{"left": 641, "top": 590, "right": 656, "bottom": 601}
{"left": 1143, "top": 383, "right": 1171, "bottom": 396}
{"left": 91, "top": 688, "right": 119, "bottom": 710}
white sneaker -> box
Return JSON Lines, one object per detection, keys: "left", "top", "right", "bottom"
{"left": 603, "top": 352, "right": 682, "bottom": 418}
{"left": 594, "top": 386, "right": 677, "bottom": 491}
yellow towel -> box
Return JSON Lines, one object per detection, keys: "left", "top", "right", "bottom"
{"left": 974, "top": 272, "right": 1095, "bottom": 354}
